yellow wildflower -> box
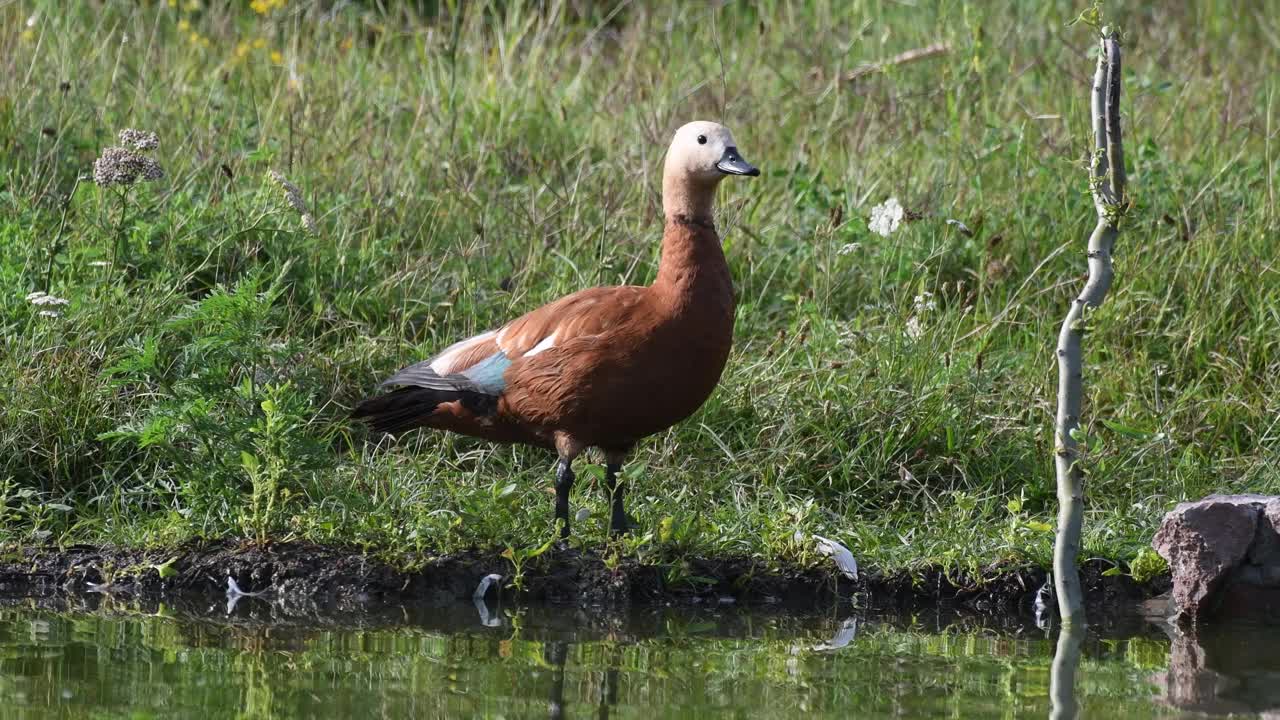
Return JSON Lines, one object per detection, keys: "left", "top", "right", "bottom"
{"left": 167, "top": 0, "right": 177, "bottom": 7}
{"left": 250, "top": 0, "right": 286, "bottom": 14}
{"left": 184, "top": 0, "right": 201, "bottom": 9}
{"left": 234, "top": 42, "right": 251, "bottom": 60}
{"left": 270, "top": 50, "right": 283, "bottom": 64}
{"left": 21, "top": 29, "right": 35, "bottom": 42}
{"left": 253, "top": 37, "right": 267, "bottom": 49}
{"left": 178, "top": 19, "right": 190, "bottom": 31}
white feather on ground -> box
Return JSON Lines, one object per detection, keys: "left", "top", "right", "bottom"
{"left": 473, "top": 573, "right": 503, "bottom": 601}
{"left": 473, "top": 573, "right": 504, "bottom": 627}
{"left": 812, "top": 534, "right": 859, "bottom": 580}
{"left": 794, "top": 531, "right": 859, "bottom": 581}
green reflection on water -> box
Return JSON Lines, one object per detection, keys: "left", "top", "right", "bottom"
{"left": 0, "top": 598, "right": 1203, "bottom": 719}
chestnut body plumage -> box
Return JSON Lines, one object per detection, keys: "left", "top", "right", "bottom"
{"left": 354, "top": 121, "right": 758, "bottom": 537}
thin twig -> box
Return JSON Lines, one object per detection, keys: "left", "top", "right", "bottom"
{"left": 1053, "top": 29, "right": 1126, "bottom": 627}
{"left": 843, "top": 42, "right": 951, "bottom": 82}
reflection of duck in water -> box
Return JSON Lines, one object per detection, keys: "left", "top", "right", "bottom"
{"left": 544, "top": 640, "right": 567, "bottom": 720}
{"left": 541, "top": 639, "right": 622, "bottom": 720}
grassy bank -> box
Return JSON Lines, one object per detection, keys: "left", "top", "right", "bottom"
{"left": 2, "top": 1, "right": 1276, "bottom": 582}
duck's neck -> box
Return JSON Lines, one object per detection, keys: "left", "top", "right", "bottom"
{"left": 653, "top": 172, "right": 732, "bottom": 310}
{"left": 653, "top": 211, "right": 730, "bottom": 310}
{"left": 662, "top": 172, "right": 717, "bottom": 225}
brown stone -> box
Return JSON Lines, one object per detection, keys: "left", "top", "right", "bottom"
{"left": 1151, "top": 494, "right": 1280, "bottom": 622}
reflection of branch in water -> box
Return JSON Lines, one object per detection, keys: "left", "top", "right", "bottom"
{"left": 598, "top": 642, "right": 621, "bottom": 720}
{"left": 1049, "top": 624, "right": 1085, "bottom": 720}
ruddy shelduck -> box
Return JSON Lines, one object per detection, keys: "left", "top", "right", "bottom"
{"left": 354, "top": 121, "right": 759, "bottom": 537}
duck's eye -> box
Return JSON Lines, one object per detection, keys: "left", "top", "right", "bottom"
{"left": 697, "top": 135, "right": 707, "bottom": 145}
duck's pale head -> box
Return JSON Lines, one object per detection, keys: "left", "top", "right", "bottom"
{"left": 665, "top": 121, "right": 759, "bottom": 182}
{"left": 662, "top": 121, "right": 758, "bottom": 222}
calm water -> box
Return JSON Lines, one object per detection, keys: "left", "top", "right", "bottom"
{"left": 1, "top": 593, "right": 1276, "bottom": 719}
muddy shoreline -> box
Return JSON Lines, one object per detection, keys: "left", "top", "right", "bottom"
{"left": 0, "top": 540, "right": 1167, "bottom": 624}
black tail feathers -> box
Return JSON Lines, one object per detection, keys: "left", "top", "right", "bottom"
{"left": 352, "top": 385, "right": 497, "bottom": 435}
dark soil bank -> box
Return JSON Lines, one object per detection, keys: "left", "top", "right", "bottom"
{"left": 0, "top": 541, "right": 1165, "bottom": 621}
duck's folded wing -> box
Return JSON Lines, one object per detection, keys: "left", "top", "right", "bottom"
{"left": 357, "top": 286, "right": 646, "bottom": 432}
{"left": 497, "top": 286, "right": 646, "bottom": 354}
{"left": 423, "top": 286, "right": 647, "bottom": 381}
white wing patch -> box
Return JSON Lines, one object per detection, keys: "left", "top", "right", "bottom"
{"left": 429, "top": 330, "right": 496, "bottom": 374}
{"left": 523, "top": 332, "right": 558, "bottom": 358}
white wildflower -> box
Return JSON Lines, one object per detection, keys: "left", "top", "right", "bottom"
{"left": 869, "top": 197, "right": 904, "bottom": 237}
{"left": 300, "top": 213, "right": 318, "bottom": 234}
{"left": 905, "top": 315, "right": 924, "bottom": 340}
{"left": 89, "top": 261, "right": 112, "bottom": 268}
{"left": 26, "top": 13, "right": 38, "bottom": 27}
{"left": 26, "top": 291, "right": 69, "bottom": 307}
{"left": 912, "top": 291, "right": 936, "bottom": 313}
{"left": 38, "top": 310, "right": 62, "bottom": 318}
{"left": 837, "top": 243, "right": 861, "bottom": 256}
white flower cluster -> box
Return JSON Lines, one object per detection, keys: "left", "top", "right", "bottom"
{"left": 869, "top": 197, "right": 904, "bottom": 237}
{"left": 913, "top": 291, "right": 937, "bottom": 313}
{"left": 27, "top": 291, "right": 69, "bottom": 318}
{"left": 905, "top": 291, "right": 935, "bottom": 340}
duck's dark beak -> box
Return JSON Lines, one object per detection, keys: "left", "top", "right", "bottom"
{"left": 716, "top": 146, "right": 760, "bottom": 177}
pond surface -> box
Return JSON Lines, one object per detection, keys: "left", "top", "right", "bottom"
{"left": 0, "top": 594, "right": 1276, "bottom": 719}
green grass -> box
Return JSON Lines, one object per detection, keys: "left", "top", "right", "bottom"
{"left": 2, "top": 0, "right": 1277, "bottom": 580}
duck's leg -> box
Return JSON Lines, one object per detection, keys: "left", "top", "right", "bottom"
{"left": 553, "top": 433, "right": 585, "bottom": 539}
{"left": 604, "top": 449, "right": 631, "bottom": 536}
{"left": 554, "top": 458, "right": 575, "bottom": 539}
